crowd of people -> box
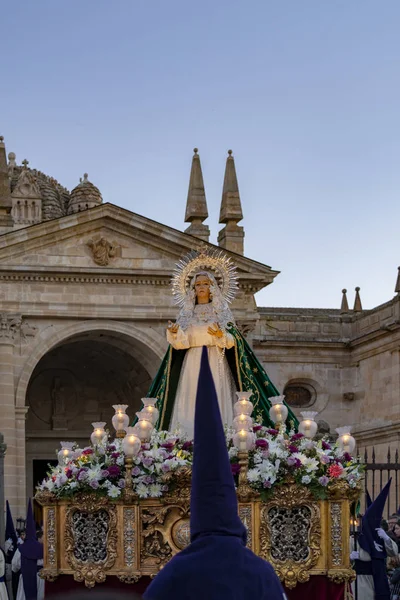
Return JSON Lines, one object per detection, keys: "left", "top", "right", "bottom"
{"left": 2, "top": 501, "right": 44, "bottom": 600}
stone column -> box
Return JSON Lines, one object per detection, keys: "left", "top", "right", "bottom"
{"left": 0, "top": 313, "right": 22, "bottom": 518}
{"left": 0, "top": 433, "right": 7, "bottom": 544}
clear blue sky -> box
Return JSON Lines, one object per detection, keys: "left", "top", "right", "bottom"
{"left": 2, "top": 1, "right": 399, "bottom": 309}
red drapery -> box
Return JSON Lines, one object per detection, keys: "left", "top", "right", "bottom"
{"left": 284, "top": 577, "right": 346, "bottom": 600}
{"left": 46, "top": 575, "right": 346, "bottom": 599}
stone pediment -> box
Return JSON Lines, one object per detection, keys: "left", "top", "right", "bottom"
{"left": 0, "top": 203, "right": 278, "bottom": 292}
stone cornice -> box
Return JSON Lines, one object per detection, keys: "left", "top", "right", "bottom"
{"left": 0, "top": 268, "right": 268, "bottom": 292}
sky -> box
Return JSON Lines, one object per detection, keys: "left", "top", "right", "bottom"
{"left": 1, "top": 0, "right": 400, "bottom": 309}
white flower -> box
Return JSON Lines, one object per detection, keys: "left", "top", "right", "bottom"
{"left": 302, "top": 457, "right": 319, "bottom": 473}
{"left": 116, "top": 455, "right": 125, "bottom": 466}
{"left": 247, "top": 468, "right": 261, "bottom": 483}
{"left": 136, "top": 482, "right": 149, "bottom": 498}
{"left": 69, "top": 481, "right": 78, "bottom": 489}
{"left": 87, "top": 465, "right": 103, "bottom": 481}
{"left": 228, "top": 446, "right": 238, "bottom": 459}
{"left": 149, "top": 483, "right": 163, "bottom": 497}
{"left": 107, "top": 485, "right": 121, "bottom": 498}
{"left": 253, "top": 452, "right": 262, "bottom": 465}
{"left": 302, "top": 475, "right": 312, "bottom": 484}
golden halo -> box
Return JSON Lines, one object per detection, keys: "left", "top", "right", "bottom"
{"left": 171, "top": 245, "right": 239, "bottom": 307}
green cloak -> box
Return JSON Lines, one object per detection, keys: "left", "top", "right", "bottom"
{"left": 147, "top": 324, "right": 298, "bottom": 431}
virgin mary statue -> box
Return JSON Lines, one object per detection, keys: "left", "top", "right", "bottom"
{"left": 148, "top": 247, "right": 297, "bottom": 438}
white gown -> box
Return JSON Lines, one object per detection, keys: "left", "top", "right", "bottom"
{"left": 0, "top": 550, "right": 8, "bottom": 600}
{"left": 168, "top": 304, "right": 237, "bottom": 439}
{"left": 11, "top": 549, "right": 44, "bottom": 600}
{"left": 350, "top": 536, "right": 398, "bottom": 600}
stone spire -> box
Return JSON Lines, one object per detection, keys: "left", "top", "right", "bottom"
{"left": 340, "top": 289, "right": 349, "bottom": 313}
{"left": 218, "top": 150, "right": 244, "bottom": 254}
{"left": 184, "top": 148, "right": 210, "bottom": 242}
{"left": 353, "top": 287, "right": 362, "bottom": 312}
{"left": 0, "top": 136, "right": 13, "bottom": 228}
{"left": 395, "top": 267, "right": 400, "bottom": 294}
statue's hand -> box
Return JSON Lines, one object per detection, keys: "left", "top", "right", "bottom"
{"left": 167, "top": 321, "right": 179, "bottom": 334}
{"left": 208, "top": 323, "right": 224, "bottom": 338}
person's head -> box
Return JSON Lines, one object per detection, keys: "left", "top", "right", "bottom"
{"left": 19, "top": 530, "right": 26, "bottom": 541}
{"left": 194, "top": 273, "right": 211, "bottom": 305}
{"left": 388, "top": 514, "right": 399, "bottom": 529}
{"left": 393, "top": 521, "right": 400, "bottom": 538}
{"left": 36, "top": 530, "right": 43, "bottom": 544}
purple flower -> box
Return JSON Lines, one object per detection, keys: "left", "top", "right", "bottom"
{"left": 342, "top": 452, "right": 352, "bottom": 463}
{"left": 142, "top": 456, "right": 154, "bottom": 468}
{"left": 107, "top": 445, "right": 116, "bottom": 452}
{"left": 107, "top": 465, "right": 121, "bottom": 478}
{"left": 89, "top": 480, "right": 99, "bottom": 489}
{"left": 144, "top": 475, "right": 154, "bottom": 484}
{"left": 66, "top": 468, "right": 73, "bottom": 479}
{"left": 231, "top": 464, "right": 241, "bottom": 476}
{"left": 77, "top": 468, "right": 88, "bottom": 481}
{"left": 132, "top": 466, "right": 141, "bottom": 477}
{"left": 253, "top": 425, "right": 263, "bottom": 432}
{"left": 111, "top": 452, "right": 120, "bottom": 459}
{"left": 318, "top": 476, "right": 329, "bottom": 487}
{"left": 263, "top": 480, "right": 272, "bottom": 489}
{"left": 255, "top": 439, "right": 269, "bottom": 449}
{"left": 288, "top": 444, "right": 298, "bottom": 454}
{"left": 142, "top": 443, "right": 151, "bottom": 451}
{"left": 320, "top": 454, "right": 331, "bottom": 464}
{"left": 287, "top": 456, "right": 302, "bottom": 468}
{"left": 322, "top": 441, "right": 331, "bottom": 450}
{"left": 291, "top": 433, "right": 304, "bottom": 441}
{"left": 118, "top": 479, "right": 126, "bottom": 488}
{"left": 161, "top": 463, "right": 171, "bottom": 473}
{"left": 182, "top": 441, "right": 193, "bottom": 451}
{"left": 161, "top": 485, "right": 169, "bottom": 492}
{"left": 161, "top": 441, "right": 175, "bottom": 450}
{"left": 267, "top": 429, "right": 279, "bottom": 436}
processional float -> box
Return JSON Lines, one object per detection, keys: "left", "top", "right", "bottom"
{"left": 35, "top": 247, "right": 363, "bottom": 597}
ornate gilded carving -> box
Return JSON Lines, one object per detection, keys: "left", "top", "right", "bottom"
{"left": 239, "top": 505, "right": 252, "bottom": 549}
{"left": 161, "top": 466, "right": 192, "bottom": 507}
{"left": 64, "top": 494, "right": 118, "bottom": 588}
{"left": 259, "top": 482, "right": 322, "bottom": 589}
{"left": 171, "top": 518, "right": 191, "bottom": 550}
{"left": 237, "top": 452, "right": 258, "bottom": 502}
{"left": 47, "top": 507, "right": 57, "bottom": 567}
{"left": 140, "top": 507, "right": 173, "bottom": 566}
{"left": 327, "top": 568, "right": 356, "bottom": 584}
{"left": 330, "top": 503, "right": 342, "bottom": 566}
{"left": 0, "top": 313, "right": 22, "bottom": 342}
{"left": 123, "top": 507, "right": 136, "bottom": 568}
{"left": 87, "top": 237, "right": 117, "bottom": 266}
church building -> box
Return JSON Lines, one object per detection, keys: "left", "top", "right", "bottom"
{"left": 0, "top": 135, "right": 399, "bottom": 519}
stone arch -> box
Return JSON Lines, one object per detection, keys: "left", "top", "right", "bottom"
{"left": 16, "top": 320, "right": 166, "bottom": 409}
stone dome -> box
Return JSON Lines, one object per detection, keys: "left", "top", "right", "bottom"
{"left": 67, "top": 173, "right": 103, "bottom": 214}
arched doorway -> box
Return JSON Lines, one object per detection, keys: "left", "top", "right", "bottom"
{"left": 25, "top": 330, "right": 155, "bottom": 499}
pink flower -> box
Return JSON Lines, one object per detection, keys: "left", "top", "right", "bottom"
{"left": 288, "top": 444, "right": 298, "bottom": 454}
{"left": 65, "top": 468, "right": 73, "bottom": 479}
{"left": 290, "top": 433, "right": 304, "bottom": 442}
{"left": 106, "top": 465, "right": 121, "bottom": 478}
{"left": 253, "top": 425, "right": 263, "bottom": 432}
{"left": 328, "top": 464, "right": 344, "bottom": 478}
{"left": 182, "top": 441, "right": 193, "bottom": 451}
{"left": 82, "top": 448, "right": 93, "bottom": 456}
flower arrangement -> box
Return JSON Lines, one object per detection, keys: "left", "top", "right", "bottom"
{"left": 37, "top": 424, "right": 364, "bottom": 501}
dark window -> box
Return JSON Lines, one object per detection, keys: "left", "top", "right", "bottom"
{"left": 284, "top": 384, "right": 315, "bottom": 408}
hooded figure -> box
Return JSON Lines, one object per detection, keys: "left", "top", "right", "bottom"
{"left": 0, "top": 545, "right": 8, "bottom": 600}
{"left": 351, "top": 480, "right": 398, "bottom": 600}
{"left": 12, "top": 500, "right": 44, "bottom": 600}
{"left": 144, "top": 346, "right": 286, "bottom": 600}
{"left": 5, "top": 501, "right": 18, "bottom": 599}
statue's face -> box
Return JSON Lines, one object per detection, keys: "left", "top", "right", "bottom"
{"left": 194, "top": 274, "right": 211, "bottom": 304}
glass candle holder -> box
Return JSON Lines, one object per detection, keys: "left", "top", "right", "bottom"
{"left": 233, "top": 429, "right": 255, "bottom": 452}
{"left": 298, "top": 411, "right": 319, "bottom": 439}
{"left": 336, "top": 426, "right": 356, "bottom": 454}
{"left": 268, "top": 396, "right": 288, "bottom": 425}
{"left": 112, "top": 405, "right": 130, "bottom": 436}
{"left": 58, "top": 441, "right": 75, "bottom": 465}
{"left": 90, "top": 422, "right": 107, "bottom": 446}
{"left": 122, "top": 427, "right": 142, "bottom": 457}
{"left": 233, "top": 414, "right": 253, "bottom": 432}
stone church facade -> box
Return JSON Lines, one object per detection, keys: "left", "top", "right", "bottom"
{"left": 0, "top": 136, "right": 399, "bottom": 519}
